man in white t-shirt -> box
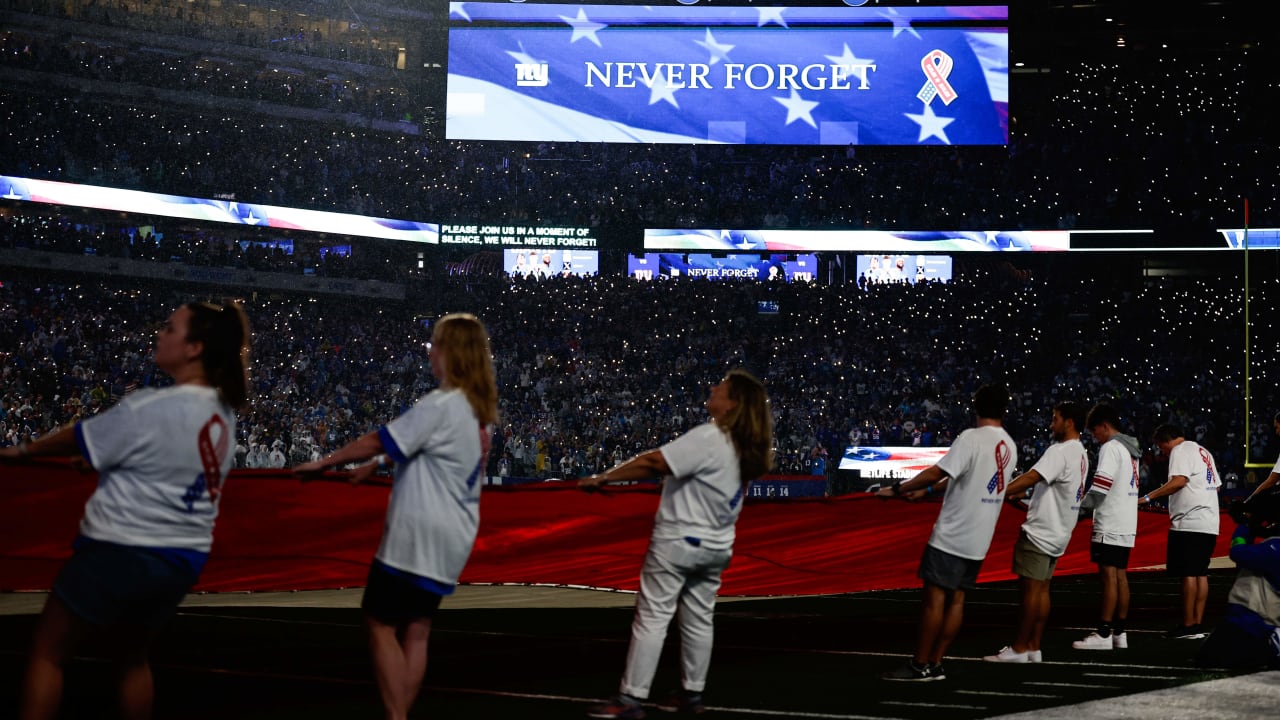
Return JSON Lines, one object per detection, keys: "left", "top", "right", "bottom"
{"left": 876, "top": 384, "right": 1017, "bottom": 682}
{"left": 1143, "top": 424, "right": 1221, "bottom": 639}
{"left": 984, "top": 402, "right": 1088, "bottom": 663}
{"left": 1073, "top": 403, "right": 1142, "bottom": 650}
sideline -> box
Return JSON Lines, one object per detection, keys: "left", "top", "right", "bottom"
{"left": 985, "top": 671, "right": 1280, "bottom": 720}
{"left": 0, "top": 584, "right": 789, "bottom": 616}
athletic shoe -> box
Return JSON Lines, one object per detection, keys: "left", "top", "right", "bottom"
{"left": 1112, "top": 632, "right": 1129, "bottom": 649}
{"left": 983, "top": 646, "right": 1030, "bottom": 663}
{"left": 656, "top": 690, "right": 705, "bottom": 715}
{"left": 881, "top": 660, "right": 941, "bottom": 681}
{"left": 1028, "top": 650, "right": 1043, "bottom": 663}
{"left": 1164, "top": 625, "right": 1206, "bottom": 640}
{"left": 1072, "top": 632, "right": 1115, "bottom": 650}
{"left": 587, "top": 696, "right": 646, "bottom": 719}
{"left": 929, "top": 663, "right": 947, "bottom": 680}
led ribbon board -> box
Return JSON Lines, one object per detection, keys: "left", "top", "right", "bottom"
{"left": 0, "top": 175, "right": 439, "bottom": 244}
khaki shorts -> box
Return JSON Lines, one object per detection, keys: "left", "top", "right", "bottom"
{"left": 1012, "top": 532, "right": 1059, "bottom": 582}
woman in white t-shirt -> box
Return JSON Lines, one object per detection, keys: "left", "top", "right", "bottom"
{"left": 294, "top": 313, "right": 497, "bottom": 720}
{"left": 1, "top": 300, "right": 251, "bottom": 720}
{"left": 580, "top": 369, "right": 774, "bottom": 719}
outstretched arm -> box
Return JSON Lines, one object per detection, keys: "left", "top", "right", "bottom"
{"left": 1247, "top": 471, "right": 1280, "bottom": 502}
{"left": 1140, "top": 474, "right": 1189, "bottom": 505}
{"left": 1005, "top": 469, "right": 1044, "bottom": 500}
{"left": 293, "top": 431, "right": 384, "bottom": 479}
{"left": 0, "top": 426, "right": 81, "bottom": 462}
{"left": 875, "top": 464, "right": 948, "bottom": 499}
{"left": 579, "top": 450, "right": 670, "bottom": 489}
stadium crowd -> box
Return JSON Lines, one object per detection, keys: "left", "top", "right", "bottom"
{"left": 1, "top": 0, "right": 414, "bottom": 69}
{"left": 2, "top": 0, "right": 1277, "bottom": 494}
{"left": 0, "top": 258, "right": 1271, "bottom": 493}
{"left": 0, "top": 210, "right": 418, "bottom": 281}
{"left": 1, "top": 49, "right": 1274, "bottom": 235}
{"left": 0, "top": 28, "right": 417, "bottom": 121}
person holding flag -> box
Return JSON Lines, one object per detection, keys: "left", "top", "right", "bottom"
{"left": 876, "top": 384, "right": 1017, "bottom": 681}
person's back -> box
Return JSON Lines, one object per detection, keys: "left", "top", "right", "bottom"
{"left": 1167, "top": 440, "right": 1221, "bottom": 535}
{"left": 1092, "top": 435, "right": 1140, "bottom": 545}
{"left": 79, "top": 385, "right": 235, "bottom": 551}
{"left": 878, "top": 383, "right": 1015, "bottom": 682}
{"left": 651, "top": 422, "right": 742, "bottom": 550}
{"left": 379, "top": 387, "right": 484, "bottom": 585}
{"left": 1021, "top": 438, "right": 1088, "bottom": 557}
{"left": 930, "top": 424, "right": 1017, "bottom": 561}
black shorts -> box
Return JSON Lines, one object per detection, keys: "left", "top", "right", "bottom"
{"left": 361, "top": 563, "right": 445, "bottom": 626}
{"left": 918, "top": 544, "right": 984, "bottom": 591}
{"left": 1166, "top": 530, "right": 1216, "bottom": 577}
{"left": 1090, "top": 541, "right": 1131, "bottom": 569}
{"left": 53, "top": 539, "right": 199, "bottom": 629}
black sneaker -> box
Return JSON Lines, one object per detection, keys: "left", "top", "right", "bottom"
{"left": 1164, "top": 624, "right": 1207, "bottom": 640}
{"left": 881, "top": 660, "right": 941, "bottom": 682}
{"left": 929, "top": 663, "right": 946, "bottom": 680}
{"left": 587, "top": 696, "right": 646, "bottom": 719}
{"left": 656, "top": 690, "right": 705, "bottom": 714}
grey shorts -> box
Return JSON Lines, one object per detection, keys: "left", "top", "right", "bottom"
{"left": 918, "top": 544, "right": 984, "bottom": 591}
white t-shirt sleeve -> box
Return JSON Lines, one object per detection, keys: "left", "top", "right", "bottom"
{"left": 77, "top": 393, "right": 145, "bottom": 470}
{"left": 1168, "top": 443, "right": 1197, "bottom": 480}
{"left": 1031, "top": 443, "right": 1068, "bottom": 486}
{"left": 935, "top": 431, "right": 974, "bottom": 481}
{"left": 660, "top": 423, "right": 723, "bottom": 480}
{"left": 1092, "top": 442, "right": 1123, "bottom": 496}
{"left": 381, "top": 392, "right": 446, "bottom": 463}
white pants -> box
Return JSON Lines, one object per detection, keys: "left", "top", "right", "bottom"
{"left": 619, "top": 537, "right": 732, "bottom": 699}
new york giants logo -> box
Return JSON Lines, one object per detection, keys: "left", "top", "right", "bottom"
{"left": 515, "top": 63, "right": 549, "bottom": 87}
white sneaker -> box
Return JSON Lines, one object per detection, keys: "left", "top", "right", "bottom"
{"left": 1072, "top": 632, "right": 1114, "bottom": 650}
{"left": 983, "top": 646, "right": 1030, "bottom": 663}
{"left": 1112, "top": 632, "right": 1128, "bottom": 649}
{"left": 1028, "top": 650, "right": 1043, "bottom": 663}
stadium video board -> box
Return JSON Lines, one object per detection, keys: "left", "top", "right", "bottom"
{"left": 318, "top": 245, "right": 352, "bottom": 258}
{"left": 440, "top": 222, "right": 599, "bottom": 248}
{"left": 838, "top": 446, "right": 949, "bottom": 480}
{"left": 627, "top": 252, "right": 816, "bottom": 281}
{"left": 504, "top": 248, "right": 600, "bottom": 277}
{"left": 1220, "top": 229, "right": 1280, "bottom": 249}
{"left": 447, "top": 4, "right": 1009, "bottom": 145}
{"left": 856, "top": 254, "right": 952, "bottom": 284}
{"left": 239, "top": 239, "right": 294, "bottom": 255}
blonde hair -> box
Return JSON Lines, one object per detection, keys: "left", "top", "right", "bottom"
{"left": 716, "top": 369, "right": 775, "bottom": 482}
{"left": 434, "top": 313, "right": 499, "bottom": 426}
